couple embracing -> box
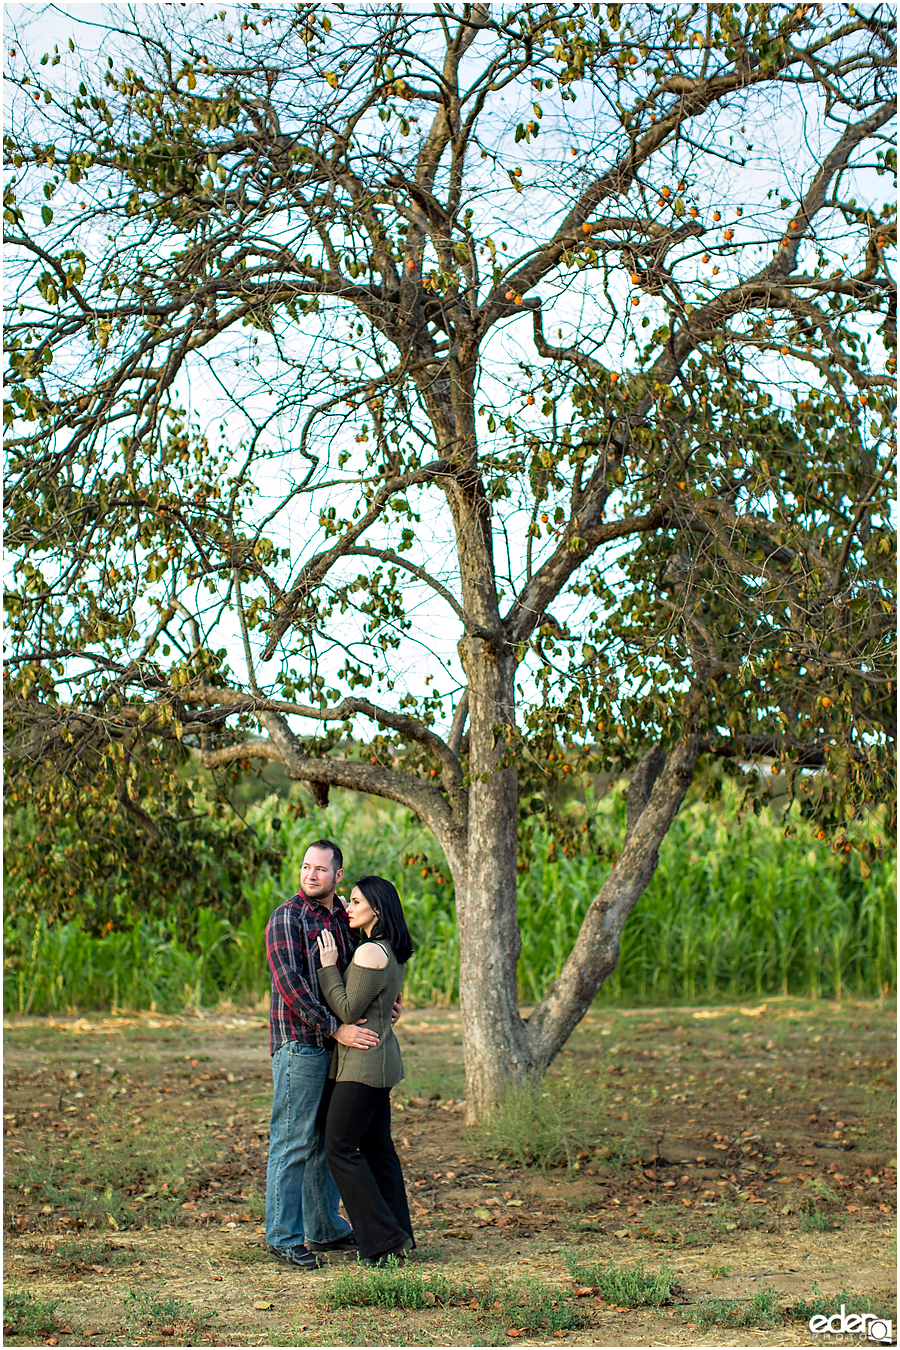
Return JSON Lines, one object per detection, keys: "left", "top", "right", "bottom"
{"left": 265, "top": 839, "right": 415, "bottom": 1269}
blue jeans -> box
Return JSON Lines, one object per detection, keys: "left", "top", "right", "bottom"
{"left": 265, "top": 1041, "right": 352, "bottom": 1250}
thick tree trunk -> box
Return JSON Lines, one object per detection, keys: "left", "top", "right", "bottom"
{"left": 525, "top": 738, "right": 698, "bottom": 1071}
{"left": 424, "top": 368, "right": 536, "bottom": 1118}
{"left": 456, "top": 639, "right": 533, "bottom": 1122}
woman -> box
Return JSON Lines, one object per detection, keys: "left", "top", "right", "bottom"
{"left": 316, "top": 875, "right": 415, "bottom": 1267}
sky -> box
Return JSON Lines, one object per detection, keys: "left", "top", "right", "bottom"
{"left": 5, "top": 3, "right": 895, "bottom": 745}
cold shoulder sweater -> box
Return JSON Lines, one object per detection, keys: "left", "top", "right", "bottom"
{"left": 317, "top": 940, "right": 405, "bottom": 1089}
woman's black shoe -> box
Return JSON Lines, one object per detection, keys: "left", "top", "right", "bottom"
{"left": 362, "top": 1238, "right": 413, "bottom": 1267}
{"left": 307, "top": 1231, "right": 358, "bottom": 1252}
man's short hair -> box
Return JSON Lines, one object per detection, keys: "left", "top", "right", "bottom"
{"left": 307, "top": 839, "right": 343, "bottom": 872}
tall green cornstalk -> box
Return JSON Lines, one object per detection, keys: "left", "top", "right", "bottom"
{"left": 4, "top": 789, "right": 894, "bottom": 1015}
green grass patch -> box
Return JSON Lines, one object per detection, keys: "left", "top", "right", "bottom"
{"left": 3, "top": 1289, "right": 61, "bottom": 1341}
{"left": 469, "top": 1063, "right": 644, "bottom": 1169}
{"left": 785, "top": 1285, "right": 896, "bottom": 1325}
{"left": 328, "top": 1262, "right": 458, "bottom": 1310}
{"left": 566, "top": 1254, "right": 676, "bottom": 1308}
{"left": 326, "top": 1265, "right": 585, "bottom": 1337}
{"left": 30, "top": 1237, "right": 140, "bottom": 1270}
{"left": 477, "top": 1276, "right": 587, "bottom": 1334}
{"left": 799, "top": 1179, "right": 842, "bottom": 1231}
{"left": 681, "top": 1286, "right": 781, "bottom": 1330}
{"left": 121, "top": 1286, "right": 216, "bottom": 1346}
{"left": 275, "top": 1310, "right": 382, "bottom": 1348}
{"left": 800, "top": 1207, "right": 838, "bottom": 1232}
{"left": 5, "top": 785, "right": 895, "bottom": 1014}
{"left": 6, "top": 1095, "right": 212, "bottom": 1228}
{"left": 226, "top": 1242, "right": 271, "bottom": 1264}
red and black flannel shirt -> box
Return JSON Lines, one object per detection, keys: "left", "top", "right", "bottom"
{"left": 266, "top": 891, "right": 356, "bottom": 1055}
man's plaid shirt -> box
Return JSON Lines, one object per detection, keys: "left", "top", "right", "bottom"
{"left": 266, "top": 891, "right": 356, "bottom": 1055}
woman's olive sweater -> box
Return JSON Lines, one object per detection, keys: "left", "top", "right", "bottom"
{"left": 317, "top": 941, "right": 405, "bottom": 1088}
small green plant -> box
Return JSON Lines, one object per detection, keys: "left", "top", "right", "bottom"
{"left": 638, "top": 1200, "right": 683, "bottom": 1233}
{"left": 326, "top": 1266, "right": 584, "bottom": 1337}
{"left": 800, "top": 1206, "right": 836, "bottom": 1233}
{"left": 566, "top": 1256, "right": 675, "bottom": 1308}
{"left": 227, "top": 1243, "right": 271, "bottom": 1264}
{"left": 3, "top": 1289, "right": 61, "bottom": 1340}
{"left": 277, "top": 1310, "right": 382, "bottom": 1347}
{"left": 709, "top": 1204, "right": 761, "bottom": 1235}
{"left": 786, "top": 1285, "right": 895, "bottom": 1325}
{"left": 478, "top": 1277, "right": 586, "bottom": 1334}
{"left": 36, "top": 1237, "right": 140, "bottom": 1270}
{"left": 469, "top": 1064, "right": 640, "bottom": 1169}
{"left": 805, "top": 1178, "right": 842, "bottom": 1205}
{"left": 682, "top": 1286, "right": 780, "bottom": 1330}
{"left": 328, "top": 1263, "right": 458, "bottom": 1310}
{"left": 706, "top": 1261, "right": 732, "bottom": 1279}
{"left": 122, "top": 1286, "right": 216, "bottom": 1346}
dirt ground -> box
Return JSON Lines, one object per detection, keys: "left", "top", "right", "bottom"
{"left": 3, "top": 998, "right": 896, "bottom": 1348}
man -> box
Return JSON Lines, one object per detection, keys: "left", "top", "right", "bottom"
{"left": 265, "top": 838, "right": 382, "bottom": 1269}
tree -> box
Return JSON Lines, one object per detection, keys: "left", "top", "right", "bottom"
{"left": 3, "top": 729, "right": 280, "bottom": 937}
{"left": 5, "top": 3, "right": 896, "bottom": 1117}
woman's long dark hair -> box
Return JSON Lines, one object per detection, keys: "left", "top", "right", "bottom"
{"left": 355, "top": 875, "right": 414, "bottom": 964}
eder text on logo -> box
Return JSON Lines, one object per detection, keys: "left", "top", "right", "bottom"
{"left": 809, "top": 1305, "right": 894, "bottom": 1344}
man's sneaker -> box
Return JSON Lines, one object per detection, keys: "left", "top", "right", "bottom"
{"left": 307, "top": 1231, "right": 358, "bottom": 1252}
{"left": 267, "top": 1244, "right": 322, "bottom": 1269}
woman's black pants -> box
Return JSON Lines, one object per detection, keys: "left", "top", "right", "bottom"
{"left": 322, "top": 1079, "right": 414, "bottom": 1259}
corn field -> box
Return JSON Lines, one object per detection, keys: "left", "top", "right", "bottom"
{"left": 4, "top": 789, "right": 894, "bottom": 1016}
